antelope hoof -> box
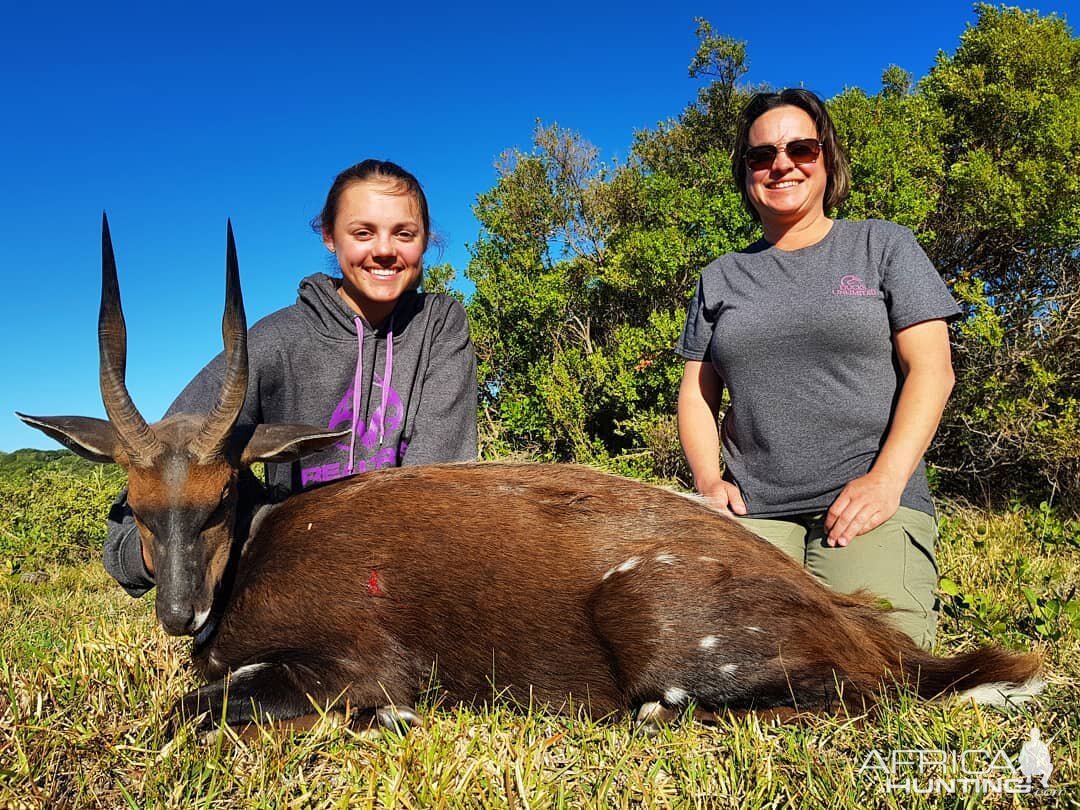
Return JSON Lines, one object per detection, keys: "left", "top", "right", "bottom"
{"left": 634, "top": 701, "right": 676, "bottom": 736}
{"left": 376, "top": 704, "right": 422, "bottom": 734}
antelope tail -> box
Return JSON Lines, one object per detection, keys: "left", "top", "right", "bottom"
{"left": 901, "top": 646, "right": 1045, "bottom": 707}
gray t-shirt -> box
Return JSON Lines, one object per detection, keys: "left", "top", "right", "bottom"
{"left": 677, "top": 219, "right": 960, "bottom": 518}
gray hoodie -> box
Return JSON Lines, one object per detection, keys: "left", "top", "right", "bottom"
{"left": 104, "top": 272, "right": 478, "bottom": 595}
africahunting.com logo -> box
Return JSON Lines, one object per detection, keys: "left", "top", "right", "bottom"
{"left": 859, "top": 727, "right": 1056, "bottom": 796}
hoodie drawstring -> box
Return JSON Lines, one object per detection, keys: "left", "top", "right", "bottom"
{"left": 348, "top": 318, "right": 364, "bottom": 474}
{"left": 379, "top": 314, "right": 394, "bottom": 444}
{"left": 347, "top": 314, "right": 395, "bottom": 474}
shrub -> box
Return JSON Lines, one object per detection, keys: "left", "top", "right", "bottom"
{"left": 0, "top": 461, "right": 125, "bottom": 573}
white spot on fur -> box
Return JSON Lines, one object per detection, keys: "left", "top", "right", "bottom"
{"left": 193, "top": 608, "right": 211, "bottom": 633}
{"left": 699, "top": 635, "right": 718, "bottom": 649}
{"left": 307, "top": 522, "right": 312, "bottom": 531}
{"left": 720, "top": 663, "right": 739, "bottom": 675}
{"left": 663, "top": 687, "right": 688, "bottom": 705}
{"left": 229, "top": 663, "right": 270, "bottom": 681}
{"left": 745, "top": 626, "right": 764, "bottom": 634}
{"left": 952, "top": 675, "right": 1045, "bottom": 708}
{"left": 193, "top": 614, "right": 217, "bottom": 647}
{"left": 698, "top": 556, "right": 719, "bottom": 563}
{"left": 655, "top": 553, "right": 678, "bottom": 565}
{"left": 604, "top": 556, "right": 642, "bottom": 580}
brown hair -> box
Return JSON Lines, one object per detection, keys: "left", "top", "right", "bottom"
{"left": 311, "top": 159, "right": 431, "bottom": 249}
{"left": 731, "top": 89, "right": 850, "bottom": 222}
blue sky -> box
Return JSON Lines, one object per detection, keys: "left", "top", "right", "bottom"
{"left": 3, "top": 1, "right": 1077, "bottom": 452}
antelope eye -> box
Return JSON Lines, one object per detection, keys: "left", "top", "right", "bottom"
{"left": 130, "top": 510, "right": 157, "bottom": 542}
{"left": 202, "top": 496, "right": 232, "bottom": 531}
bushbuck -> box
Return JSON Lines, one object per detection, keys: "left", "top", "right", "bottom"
{"left": 18, "top": 216, "right": 1043, "bottom": 734}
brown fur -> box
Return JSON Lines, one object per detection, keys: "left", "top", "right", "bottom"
{"left": 177, "top": 462, "right": 1042, "bottom": 729}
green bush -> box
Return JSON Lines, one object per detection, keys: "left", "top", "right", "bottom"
{"left": 0, "top": 460, "right": 125, "bottom": 573}
{"left": 464, "top": 6, "right": 1080, "bottom": 509}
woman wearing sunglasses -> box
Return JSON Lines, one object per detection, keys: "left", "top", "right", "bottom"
{"left": 676, "top": 89, "right": 959, "bottom": 649}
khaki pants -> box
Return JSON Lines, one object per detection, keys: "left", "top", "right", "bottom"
{"left": 737, "top": 506, "right": 939, "bottom": 649}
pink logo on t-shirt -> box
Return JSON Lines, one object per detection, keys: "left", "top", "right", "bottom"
{"left": 833, "top": 274, "right": 878, "bottom": 297}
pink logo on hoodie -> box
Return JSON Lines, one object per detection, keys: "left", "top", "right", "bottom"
{"left": 299, "top": 374, "right": 405, "bottom": 487}
{"left": 327, "top": 373, "right": 404, "bottom": 451}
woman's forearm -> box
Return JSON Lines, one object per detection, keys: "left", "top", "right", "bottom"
{"left": 870, "top": 320, "right": 955, "bottom": 491}
{"left": 678, "top": 361, "right": 725, "bottom": 492}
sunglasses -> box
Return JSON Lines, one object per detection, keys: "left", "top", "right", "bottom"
{"left": 743, "top": 138, "right": 823, "bottom": 170}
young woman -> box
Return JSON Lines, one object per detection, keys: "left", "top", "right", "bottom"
{"left": 105, "top": 159, "right": 478, "bottom": 595}
{"left": 677, "top": 90, "right": 959, "bottom": 648}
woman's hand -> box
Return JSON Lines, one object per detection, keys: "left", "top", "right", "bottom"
{"left": 698, "top": 479, "right": 748, "bottom": 517}
{"left": 824, "top": 472, "right": 902, "bottom": 546}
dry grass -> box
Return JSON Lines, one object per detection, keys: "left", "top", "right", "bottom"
{"left": 1, "top": 502, "right": 1076, "bottom": 808}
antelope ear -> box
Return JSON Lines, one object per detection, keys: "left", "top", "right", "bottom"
{"left": 15, "top": 413, "right": 122, "bottom": 464}
{"left": 239, "top": 424, "right": 352, "bottom": 465}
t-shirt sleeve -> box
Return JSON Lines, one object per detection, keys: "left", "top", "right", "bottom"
{"left": 676, "top": 273, "right": 714, "bottom": 361}
{"left": 882, "top": 226, "right": 961, "bottom": 331}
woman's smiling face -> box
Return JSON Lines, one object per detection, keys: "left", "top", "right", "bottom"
{"left": 322, "top": 179, "right": 425, "bottom": 326}
{"left": 744, "top": 105, "right": 827, "bottom": 230}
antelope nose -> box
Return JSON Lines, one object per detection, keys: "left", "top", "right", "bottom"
{"left": 156, "top": 599, "right": 197, "bottom": 636}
